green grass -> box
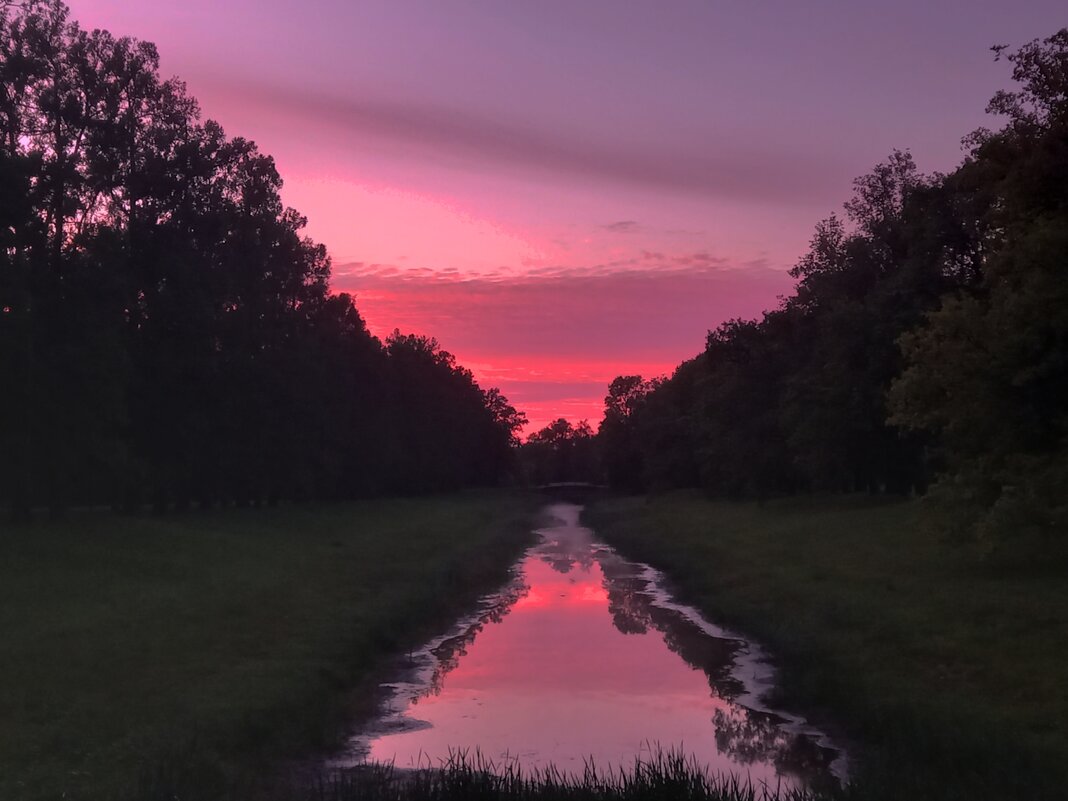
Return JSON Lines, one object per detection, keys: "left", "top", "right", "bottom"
{"left": 584, "top": 493, "right": 1068, "bottom": 801}
{"left": 0, "top": 492, "right": 538, "bottom": 801}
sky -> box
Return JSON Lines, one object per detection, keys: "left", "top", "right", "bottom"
{"left": 68, "top": 1, "right": 1067, "bottom": 431}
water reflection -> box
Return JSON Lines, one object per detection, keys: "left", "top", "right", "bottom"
{"left": 339, "top": 504, "right": 843, "bottom": 789}
{"left": 712, "top": 707, "right": 835, "bottom": 780}
{"left": 597, "top": 552, "right": 745, "bottom": 698}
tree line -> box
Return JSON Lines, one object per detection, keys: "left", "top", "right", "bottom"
{"left": 0, "top": 1, "right": 525, "bottom": 520}
{"left": 596, "top": 30, "right": 1068, "bottom": 557}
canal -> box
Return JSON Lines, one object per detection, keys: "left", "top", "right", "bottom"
{"left": 332, "top": 503, "right": 845, "bottom": 790}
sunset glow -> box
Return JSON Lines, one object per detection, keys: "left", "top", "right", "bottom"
{"left": 5, "top": 4, "right": 1068, "bottom": 797}
{"left": 67, "top": 0, "right": 1067, "bottom": 431}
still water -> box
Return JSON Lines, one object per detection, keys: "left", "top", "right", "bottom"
{"left": 335, "top": 504, "right": 845, "bottom": 789}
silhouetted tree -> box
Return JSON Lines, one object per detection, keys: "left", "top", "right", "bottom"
{"left": 889, "top": 29, "right": 1068, "bottom": 556}
{"left": 520, "top": 418, "right": 599, "bottom": 485}
{"left": 595, "top": 34, "right": 1065, "bottom": 528}
{"left": 598, "top": 375, "right": 660, "bottom": 492}
{"left": 0, "top": 1, "right": 523, "bottom": 518}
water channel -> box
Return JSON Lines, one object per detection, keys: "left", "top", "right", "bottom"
{"left": 332, "top": 503, "right": 845, "bottom": 790}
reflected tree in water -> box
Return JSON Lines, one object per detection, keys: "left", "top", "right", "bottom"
{"left": 713, "top": 708, "right": 838, "bottom": 788}
{"left": 598, "top": 552, "right": 742, "bottom": 695}
{"left": 416, "top": 577, "right": 529, "bottom": 700}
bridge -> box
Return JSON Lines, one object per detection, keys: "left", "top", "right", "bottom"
{"left": 535, "top": 482, "right": 609, "bottom": 502}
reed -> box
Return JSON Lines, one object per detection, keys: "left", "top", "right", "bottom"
{"left": 307, "top": 749, "right": 830, "bottom": 801}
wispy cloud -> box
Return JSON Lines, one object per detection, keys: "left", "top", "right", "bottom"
{"left": 334, "top": 249, "right": 760, "bottom": 286}
{"left": 602, "top": 220, "right": 640, "bottom": 233}
{"left": 208, "top": 79, "right": 841, "bottom": 204}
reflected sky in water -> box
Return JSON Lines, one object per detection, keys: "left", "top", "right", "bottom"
{"left": 347, "top": 504, "right": 841, "bottom": 789}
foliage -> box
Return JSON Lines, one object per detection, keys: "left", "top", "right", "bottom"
{"left": 598, "top": 30, "right": 1068, "bottom": 555}
{"left": 519, "top": 418, "right": 600, "bottom": 485}
{"left": 888, "top": 29, "right": 1068, "bottom": 554}
{"left": 597, "top": 376, "right": 662, "bottom": 491}
{"left": 0, "top": 1, "right": 521, "bottom": 516}
{"left": 598, "top": 147, "right": 963, "bottom": 499}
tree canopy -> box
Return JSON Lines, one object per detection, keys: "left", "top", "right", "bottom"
{"left": 0, "top": 1, "right": 523, "bottom": 518}
{"left": 598, "top": 29, "right": 1068, "bottom": 557}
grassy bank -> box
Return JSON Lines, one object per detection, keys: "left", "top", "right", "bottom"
{"left": 0, "top": 492, "right": 538, "bottom": 801}
{"left": 308, "top": 750, "right": 823, "bottom": 801}
{"left": 585, "top": 493, "right": 1068, "bottom": 801}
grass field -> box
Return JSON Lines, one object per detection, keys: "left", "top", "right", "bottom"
{"left": 0, "top": 493, "right": 537, "bottom": 801}
{"left": 584, "top": 493, "right": 1068, "bottom": 801}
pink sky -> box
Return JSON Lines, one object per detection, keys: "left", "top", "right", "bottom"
{"left": 68, "top": 1, "right": 1068, "bottom": 431}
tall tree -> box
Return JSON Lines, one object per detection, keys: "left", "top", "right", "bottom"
{"left": 889, "top": 30, "right": 1068, "bottom": 555}
{"left": 0, "top": 1, "right": 525, "bottom": 517}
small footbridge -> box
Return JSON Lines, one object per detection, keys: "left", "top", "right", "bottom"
{"left": 535, "top": 482, "right": 609, "bottom": 503}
